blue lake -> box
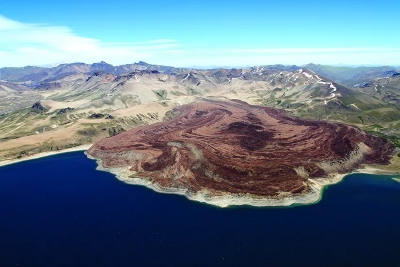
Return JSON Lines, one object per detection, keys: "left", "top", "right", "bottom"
{"left": 1, "top": 151, "right": 400, "bottom": 266}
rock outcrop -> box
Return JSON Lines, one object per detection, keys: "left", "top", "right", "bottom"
{"left": 87, "top": 99, "right": 395, "bottom": 200}
{"left": 31, "top": 101, "right": 47, "bottom": 113}
{"left": 57, "top": 107, "right": 74, "bottom": 114}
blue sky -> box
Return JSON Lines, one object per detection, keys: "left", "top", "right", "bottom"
{"left": 1, "top": 0, "right": 399, "bottom": 67}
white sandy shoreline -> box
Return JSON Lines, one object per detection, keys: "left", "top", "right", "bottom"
{"left": 86, "top": 153, "right": 400, "bottom": 208}
{"left": 0, "top": 144, "right": 92, "bottom": 167}
{"left": 1, "top": 146, "right": 398, "bottom": 207}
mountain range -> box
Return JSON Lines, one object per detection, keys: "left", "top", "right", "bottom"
{"left": 2, "top": 61, "right": 399, "bottom": 87}
{"left": 0, "top": 61, "right": 399, "bottom": 163}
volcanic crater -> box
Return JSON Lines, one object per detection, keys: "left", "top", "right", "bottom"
{"left": 87, "top": 99, "right": 395, "bottom": 203}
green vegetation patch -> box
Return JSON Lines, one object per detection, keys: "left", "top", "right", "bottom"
{"left": 366, "top": 131, "right": 400, "bottom": 148}
{"left": 76, "top": 127, "right": 101, "bottom": 137}
{"left": 152, "top": 89, "right": 168, "bottom": 100}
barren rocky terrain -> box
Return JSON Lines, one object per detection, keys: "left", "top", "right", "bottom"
{"left": 88, "top": 99, "right": 395, "bottom": 199}
{"left": 1, "top": 62, "right": 399, "bottom": 170}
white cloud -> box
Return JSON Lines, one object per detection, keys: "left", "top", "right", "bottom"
{"left": 230, "top": 47, "right": 399, "bottom": 54}
{"left": 0, "top": 15, "right": 181, "bottom": 67}
{"left": 1, "top": 15, "right": 399, "bottom": 68}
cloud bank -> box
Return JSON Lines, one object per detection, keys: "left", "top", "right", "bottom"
{"left": 0, "top": 15, "right": 181, "bottom": 67}
{"left": 1, "top": 15, "right": 399, "bottom": 67}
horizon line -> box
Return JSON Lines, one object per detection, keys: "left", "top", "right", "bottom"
{"left": 1, "top": 61, "right": 399, "bottom": 70}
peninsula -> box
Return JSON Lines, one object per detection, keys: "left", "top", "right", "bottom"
{"left": 87, "top": 99, "right": 396, "bottom": 207}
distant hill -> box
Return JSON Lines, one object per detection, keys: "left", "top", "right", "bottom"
{"left": 304, "top": 64, "right": 400, "bottom": 86}
{"left": 0, "top": 62, "right": 393, "bottom": 119}
{"left": 354, "top": 72, "right": 400, "bottom": 108}
{"left": 0, "top": 61, "right": 178, "bottom": 85}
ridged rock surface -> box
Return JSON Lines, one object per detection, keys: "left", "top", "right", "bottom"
{"left": 87, "top": 99, "right": 395, "bottom": 197}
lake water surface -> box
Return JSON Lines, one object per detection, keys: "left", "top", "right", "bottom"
{"left": 1, "top": 151, "right": 399, "bottom": 266}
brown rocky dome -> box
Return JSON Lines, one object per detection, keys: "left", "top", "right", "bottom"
{"left": 87, "top": 99, "right": 395, "bottom": 197}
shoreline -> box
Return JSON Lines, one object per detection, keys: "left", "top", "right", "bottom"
{"left": 87, "top": 153, "right": 400, "bottom": 208}
{"left": 1, "top": 147, "right": 398, "bottom": 207}
{"left": 0, "top": 144, "right": 92, "bottom": 167}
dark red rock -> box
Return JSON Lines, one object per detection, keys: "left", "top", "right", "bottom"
{"left": 87, "top": 99, "right": 396, "bottom": 197}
